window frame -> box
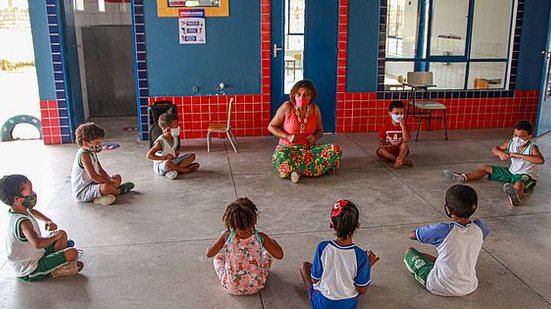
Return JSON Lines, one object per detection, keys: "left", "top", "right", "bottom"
{"left": 383, "top": 0, "right": 517, "bottom": 90}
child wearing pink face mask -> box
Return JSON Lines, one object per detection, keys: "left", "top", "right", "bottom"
{"left": 376, "top": 101, "right": 413, "bottom": 168}
{"left": 442, "top": 120, "right": 545, "bottom": 206}
{"left": 268, "top": 80, "right": 342, "bottom": 183}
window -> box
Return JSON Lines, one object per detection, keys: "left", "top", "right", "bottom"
{"left": 384, "top": 0, "right": 515, "bottom": 90}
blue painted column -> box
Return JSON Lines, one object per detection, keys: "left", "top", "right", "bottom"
{"left": 414, "top": 0, "right": 429, "bottom": 71}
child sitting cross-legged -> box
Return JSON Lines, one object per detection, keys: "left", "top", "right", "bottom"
{"left": 146, "top": 113, "right": 199, "bottom": 180}
{"left": 1, "top": 174, "right": 83, "bottom": 281}
{"left": 300, "top": 199, "right": 379, "bottom": 309}
{"left": 377, "top": 100, "right": 413, "bottom": 168}
{"left": 71, "top": 122, "right": 134, "bottom": 206}
{"left": 206, "top": 197, "right": 284, "bottom": 295}
{"left": 404, "top": 184, "right": 489, "bottom": 296}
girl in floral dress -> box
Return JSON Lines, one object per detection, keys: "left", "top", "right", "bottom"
{"left": 268, "top": 80, "right": 342, "bottom": 183}
{"left": 206, "top": 197, "right": 284, "bottom": 295}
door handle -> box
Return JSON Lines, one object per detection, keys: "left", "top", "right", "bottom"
{"left": 273, "top": 43, "right": 283, "bottom": 58}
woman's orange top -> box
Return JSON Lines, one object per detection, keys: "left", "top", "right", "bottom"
{"left": 278, "top": 103, "right": 317, "bottom": 146}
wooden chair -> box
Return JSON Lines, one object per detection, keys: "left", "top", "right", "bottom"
{"left": 206, "top": 97, "right": 237, "bottom": 153}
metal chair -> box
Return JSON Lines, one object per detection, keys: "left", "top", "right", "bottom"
{"left": 206, "top": 97, "right": 237, "bottom": 153}
{"left": 404, "top": 72, "right": 448, "bottom": 141}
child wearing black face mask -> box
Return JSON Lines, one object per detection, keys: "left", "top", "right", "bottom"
{"left": 0, "top": 174, "right": 83, "bottom": 281}
{"left": 404, "top": 184, "right": 489, "bottom": 296}
{"left": 71, "top": 122, "right": 134, "bottom": 205}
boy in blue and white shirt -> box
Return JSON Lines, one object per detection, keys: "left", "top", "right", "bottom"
{"left": 405, "top": 184, "right": 489, "bottom": 296}
{"left": 300, "top": 199, "right": 379, "bottom": 308}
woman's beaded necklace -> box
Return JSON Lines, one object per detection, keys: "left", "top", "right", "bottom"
{"left": 294, "top": 104, "right": 312, "bottom": 134}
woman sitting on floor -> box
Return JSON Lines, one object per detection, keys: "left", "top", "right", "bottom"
{"left": 268, "top": 80, "right": 342, "bottom": 183}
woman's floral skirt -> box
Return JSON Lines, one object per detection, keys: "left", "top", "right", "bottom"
{"left": 272, "top": 143, "right": 342, "bottom": 178}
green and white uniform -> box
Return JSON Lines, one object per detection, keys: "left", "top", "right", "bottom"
{"left": 489, "top": 139, "right": 538, "bottom": 190}
{"left": 71, "top": 149, "right": 102, "bottom": 202}
{"left": 5, "top": 211, "right": 68, "bottom": 281}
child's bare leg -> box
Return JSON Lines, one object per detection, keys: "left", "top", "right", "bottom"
{"left": 166, "top": 160, "right": 193, "bottom": 174}
{"left": 110, "top": 174, "right": 122, "bottom": 188}
{"left": 63, "top": 247, "right": 78, "bottom": 262}
{"left": 395, "top": 143, "right": 412, "bottom": 168}
{"left": 52, "top": 230, "right": 68, "bottom": 252}
{"left": 514, "top": 180, "right": 526, "bottom": 199}
{"left": 465, "top": 165, "right": 493, "bottom": 181}
{"left": 300, "top": 262, "right": 314, "bottom": 291}
{"left": 376, "top": 148, "right": 397, "bottom": 162}
{"left": 176, "top": 154, "right": 196, "bottom": 169}
{"left": 100, "top": 182, "right": 119, "bottom": 196}
{"left": 419, "top": 251, "right": 437, "bottom": 263}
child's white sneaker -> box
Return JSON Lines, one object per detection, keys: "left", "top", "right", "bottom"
{"left": 503, "top": 183, "right": 521, "bottom": 206}
{"left": 49, "top": 261, "right": 84, "bottom": 278}
{"left": 290, "top": 171, "right": 300, "bottom": 183}
{"left": 165, "top": 170, "right": 178, "bottom": 180}
{"left": 441, "top": 170, "right": 466, "bottom": 183}
{"left": 93, "top": 194, "right": 116, "bottom": 205}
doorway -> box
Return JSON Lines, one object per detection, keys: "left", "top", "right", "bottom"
{"left": 0, "top": 0, "right": 40, "bottom": 140}
{"left": 70, "top": 0, "right": 136, "bottom": 119}
{"left": 270, "top": 0, "right": 339, "bottom": 132}
{"left": 537, "top": 8, "right": 551, "bottom": 136}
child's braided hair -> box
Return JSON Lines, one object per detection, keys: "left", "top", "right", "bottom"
{"left": 223, "top": 197, "right": 258, "bottom": 231}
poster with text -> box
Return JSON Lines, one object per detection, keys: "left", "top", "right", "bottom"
{"left": 179, "top": 9, "right": 206, "bottom": 44}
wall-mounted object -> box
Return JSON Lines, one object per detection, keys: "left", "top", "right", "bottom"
{"left": 157, "top": 0, "right": 229, "bottom": 17}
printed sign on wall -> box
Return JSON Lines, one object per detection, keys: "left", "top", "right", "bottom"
{"left": 179, "top": 9, "right": 206, "bottom": 44}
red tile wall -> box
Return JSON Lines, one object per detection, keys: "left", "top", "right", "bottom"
{"left": 335, "top": 90, "right": 539, "bottom": 133}
{"left": 39, "top": 100, "right": 62, "bottom": 145}
{"left": 335, "top": 1, "right": 539, "bottom": 134}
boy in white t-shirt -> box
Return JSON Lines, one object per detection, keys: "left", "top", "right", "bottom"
{"left": 146, "top": 113, "right": 199, "bottom": 180}
{"left": 404, "top": 184, "right": 489, "bottom": 296}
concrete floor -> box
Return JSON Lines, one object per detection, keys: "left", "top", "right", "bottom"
{"left": 1, "top": 117, "right": 551, "bottom": 308}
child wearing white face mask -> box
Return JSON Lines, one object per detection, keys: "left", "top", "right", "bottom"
{"left": 146, "top": 113, "right": 199, "bottom": 180}
{"left": 71, "top": 122, "right": 134, "bottom": 205}
{"left": 442, "top": 120, "right": 545, "bottom": 206}
{"left": 377, "top": 101, "right": 413, "bottom": 168}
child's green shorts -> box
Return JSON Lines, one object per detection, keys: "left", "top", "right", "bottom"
{"left": 19, "top": 243, "right": 68, "bottom": 282}
{"left": 489, "top": 166, "right": 536, "bottom": 191}
{"left": 404, "top": 248, "right": 434, "bottom": 286}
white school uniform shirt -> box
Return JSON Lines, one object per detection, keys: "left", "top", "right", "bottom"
{"left": 152, "top": 135, "right": 177, "bottom": 171}
{"left": 507, "top": 139, "right": 539, "bottom": 179}
{"left": 5, "top": 211, "right": 44, "bottom": 277}
{"left": 311, "top": 240, "right": 371, "bottom": 302}
{"left": 416, "top": 220, "right": 489, "bottom": 296}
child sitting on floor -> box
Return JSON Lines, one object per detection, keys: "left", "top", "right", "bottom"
{"left": 404, "top": 184, "right": 489, "bottom": 296}
{"left": 377, "top": 100, "right": 413, "bottom": 168}
{"left": 146, "top": 113, "right": 199, "bottom": 180}
{"left": 442, "top": 120, "right": 545, "bottom": 206}
{"left": 300, "top": 199, "right": 379, "bottom": 308}
{"left": 1, "top": 174, "right": 83, "bottom": 281}
{"left": 71, "top": 122, "right": 134, "bottom": 206}
{"left": 206, "top": 197, "right": 284, "bottom": 295}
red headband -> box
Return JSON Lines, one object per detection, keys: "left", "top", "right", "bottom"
{"left": 331, "top": 199, "right": 350, "bottom": 218}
